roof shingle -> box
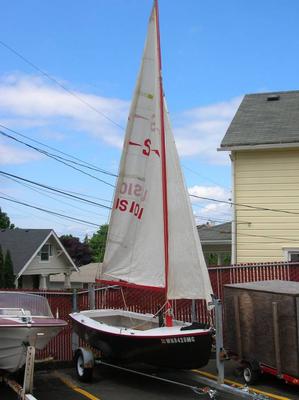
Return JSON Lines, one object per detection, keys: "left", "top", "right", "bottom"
{"left": 0, "top": 229, "right": 52, "bottom": 274}
{"left": 220, "top": 90, "right": 299, "bottom": 149}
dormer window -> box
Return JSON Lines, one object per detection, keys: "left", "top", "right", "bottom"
{"left": 39, "top": 244, "right": 52, "bottom": 261}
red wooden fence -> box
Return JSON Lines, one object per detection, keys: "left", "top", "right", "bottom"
{"left": 9, "top": 261, "right": 299, "bottom": 362}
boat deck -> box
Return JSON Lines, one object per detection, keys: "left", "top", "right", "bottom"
{"left": 90, "top": 315, "right": 160, "bottom": 331}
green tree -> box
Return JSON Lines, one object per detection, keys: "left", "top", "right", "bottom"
{"left": 0, "top": 208, "right": 15, "bottom": 229}
{"left": 3, "top": 250, "right": 15, "bottom": 288}
{"left": 59, "top": 235, "right": 92, "bottom": 266}
{"left": 89, "top": 224, "right": 108, "bottom": 262}
{"left": 0, "top": 245, "right": 4, "bottom": 288}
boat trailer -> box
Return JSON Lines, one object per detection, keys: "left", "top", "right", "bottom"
{"left": 0, "top": 345, "right": 38, "bottom": 400}
{"left": 74, "top": 346, "right": 272, "bottom": 400}
{"left": 73, "top": 298, "right": 270, "bottom": 400}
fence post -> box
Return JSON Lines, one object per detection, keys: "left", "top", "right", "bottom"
{"left": 72, "top": 289, "right": 78, "bottom": 312}
{"left": 212, "top": 296, "right": 224, "bottom": 385}
{"left": 71, "top": 289, "right": 79, "bottom": 352}
{"left": 88, "top": 284, "right": 95, "bottom": 310}
{"left": 191, "top": 300, "right": 197, "bottom": 322}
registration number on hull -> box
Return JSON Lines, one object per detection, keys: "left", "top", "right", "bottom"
{"left": 161, "top": 337, "right": 195, "bottom": 344}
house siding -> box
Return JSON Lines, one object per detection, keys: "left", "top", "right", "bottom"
{"left": 234, "top": 148, "right": 299, "bottom": 262}
{"left": 23, "top": 236, "right": 73, "bottom": 275}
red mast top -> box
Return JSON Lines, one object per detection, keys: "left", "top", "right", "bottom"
{"left": 154, "top": 0, "right": 172, "bottom": 327}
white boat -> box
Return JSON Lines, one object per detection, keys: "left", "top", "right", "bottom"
{"left": 0, "top": 291, "right": 67, "bottom": 373}
{"left": 70, "top": 0, "right": 214, "bottom": 370}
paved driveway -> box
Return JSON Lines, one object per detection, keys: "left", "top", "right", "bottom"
{"left": 2, "top": 360, "right": 298, "bottom": 400}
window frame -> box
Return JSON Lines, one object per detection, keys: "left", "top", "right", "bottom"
{"left": 39, "top": 244, "right": 52, "bottom": 262}
{"left": 283, "top": 247, "right": 299, "bottom": 262}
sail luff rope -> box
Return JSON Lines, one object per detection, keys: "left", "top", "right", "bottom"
{"left": 154, "top": 0, "right": 172, "bottom": 327}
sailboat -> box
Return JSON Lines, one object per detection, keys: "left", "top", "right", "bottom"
{"left": 70, "top": 0, "right": 214, "bottom": 370}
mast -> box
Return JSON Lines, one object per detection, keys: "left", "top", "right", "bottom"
{"left": 155, "top": 0, "right": 172, "bottom": 327}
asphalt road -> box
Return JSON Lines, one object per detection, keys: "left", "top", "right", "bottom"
{"left": 1, "top": 360, "right": 298, "bottom": 400}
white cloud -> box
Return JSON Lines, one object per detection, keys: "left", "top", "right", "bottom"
{"left": 188, "top": 185, "right": 232, "bottom": 224}
{"left": 0, "top": 142, "right": 42, "bottom": 165}
{"left": 0, "top": 73, "right": 241, "bottom": 166}
{"left": 173, "top": 97, "right": 242, "bottom": 164}
{"left": 188, "top": 185, "right": 229, "bottom": 201}
{"left": 0, "top": 73, "right": 129, "bottom": 149}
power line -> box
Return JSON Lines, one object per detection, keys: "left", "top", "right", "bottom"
{"left": 0, "top": 39, "right": 125, "bottom": 131}
{"left": 2, "top": 192, "right": 299, "bottom": 244}
{"left": 2, "top": 173, "right": 109, "bottom": 219}
{"left": 0, "top": 170, "right": 112, "bottom": 210}
{"left": 190, "top": 194, "right": 299, "bottom": 216}
{"left": 0, "top": 194, "right": 99, "bottom": 227}
{"left": 0, "top": 129, "right": 116, "bottom": 188}
{"left": 3, "top": 168, "right": 299, "bottom": 218}
{"left": 182, "top": 164, "right": 230, "bottom": 190}
{"left": 216, "top": 229, "right": 299, "bottom": 243}
{"left": 0, "top": 123, "right": 118, "bottom": 178}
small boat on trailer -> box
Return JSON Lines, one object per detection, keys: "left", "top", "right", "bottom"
{"left": 0, "top": 291, "right": 67, "bottom": 373}
{"left": 70, "top": 0, "right": 214, "bottom": 374}
{"left": 71, "top": 308, "right": 212, "bottom": 370}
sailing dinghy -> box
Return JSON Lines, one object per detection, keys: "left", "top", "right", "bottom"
{"left": 70, "top": 0, "right": 214, "bottom": 370}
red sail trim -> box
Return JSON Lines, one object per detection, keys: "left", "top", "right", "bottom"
{"left": 95, "top": 278, "right": 165, "bottom": 292}
{"left": 155, "top": 0, "right": 172, "bottom": 326}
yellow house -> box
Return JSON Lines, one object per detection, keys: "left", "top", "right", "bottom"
{"left": 220, "top": 90, "right": 299, "bottom": 264}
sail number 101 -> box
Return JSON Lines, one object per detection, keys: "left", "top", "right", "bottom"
{"left": 115, "top": 198, "right": 144, "bottom": 220}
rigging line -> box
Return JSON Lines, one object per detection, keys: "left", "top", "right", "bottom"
{"left": 0, "top": 40, "right": 125, "bottom": 131}
{"left": 190, "top": 194, "right": 299, "bottom": 216}
{"left": 0, "top": 130, "right": 116, "bottom": 188}
{"left": 0, "top": 194, "right": 100, "bottom": 227}
{"left": 0, "top": 123, "right": 118, "bottom": 177}
{"left": 0, "top": 170, "right": 112, "bottom": 210}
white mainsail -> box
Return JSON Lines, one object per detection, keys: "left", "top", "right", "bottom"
{"left": 101, "top": 3, "right": 213, "bottom": 305}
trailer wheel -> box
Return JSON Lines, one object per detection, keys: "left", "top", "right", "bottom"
{"left": 243, "top": 364, "right": 259, "bottom": 384}
{"left": 75, "top": 349, "right": 93, "bottom": 382}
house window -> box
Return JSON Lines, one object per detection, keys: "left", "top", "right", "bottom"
{"left": 40, "top": 244, "right": 52, "bottom": 261}
{"left": 289, "top": 253, "right": 299, "bottom": 262}
{"left": 284, "top": 248, "right": 299, "bottom": 262}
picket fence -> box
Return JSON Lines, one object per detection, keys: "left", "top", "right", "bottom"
{"left": 12, "top": 261, "right": 299, "bottom": 362}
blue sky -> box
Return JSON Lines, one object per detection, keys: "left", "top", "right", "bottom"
{"left": 0, "top": 0, "right": 299, "bottom": 238}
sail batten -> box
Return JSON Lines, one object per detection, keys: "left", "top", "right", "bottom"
{"left": 100, "top": 1, "right": 213, "bottom": 306}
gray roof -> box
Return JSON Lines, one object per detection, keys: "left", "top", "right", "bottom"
{"left": 220, "top": 90, "right": 299, "bottom": 149}
{"left": 197, "top": 222, "right": 231, "bottom": 243}
{"left": 225, "top": 280, "right": 299, "bottom": 295}
{"left": 0, "top": 229, "right": 52, "bottom": 274}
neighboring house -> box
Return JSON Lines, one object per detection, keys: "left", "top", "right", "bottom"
{"left": 198, "top": 223, "right": 231, "bottom": 266}
{"left": 0, "top": 229, "right": 78, "bottom": 289}
{"left": 49, "top": 262, "right": 101, "bottom": 289}
{"left": 220, "top": 90, "right": 299, "bottom": 263}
